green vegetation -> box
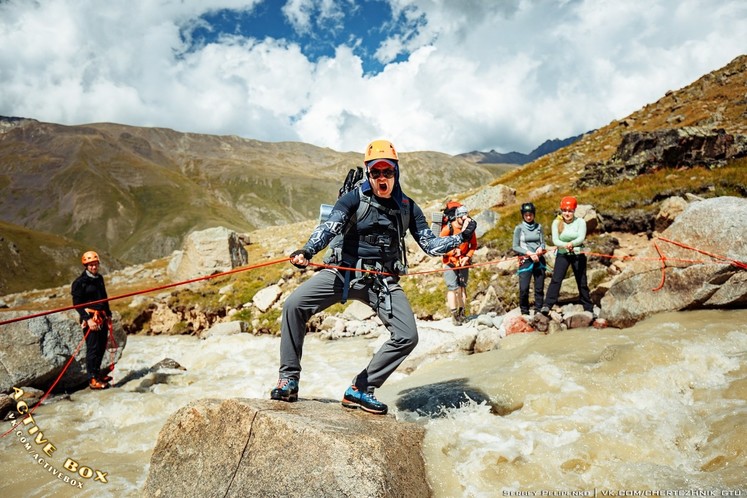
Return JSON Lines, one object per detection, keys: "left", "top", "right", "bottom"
{"left": 0, "top": 220, "right": 91, "bottom": 295}
{"left": 480, "top": 161, "right": 747, "bottom": 254}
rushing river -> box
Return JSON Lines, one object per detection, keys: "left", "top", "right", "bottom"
{"left": 2, "top": 310, "right": 746, "bottom": 497}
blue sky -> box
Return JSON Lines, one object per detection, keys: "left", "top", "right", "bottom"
{"left": 0, "top": 0, "right": 745, "bottom": 155}
{"left": 186, "top": 1, "right": 419, "bottom": 75}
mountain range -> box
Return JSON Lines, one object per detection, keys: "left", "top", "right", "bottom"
{"left": 456, "top": 133, "right": 587, "bottom": 165}
{"left": 1, "top": 54, "right": 746, "bottom": 296}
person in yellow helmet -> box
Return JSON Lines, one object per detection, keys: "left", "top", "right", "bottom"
{"left": 71, "top": 251, "right": 113, "bottom": 390}
{"left": 271, "top": 139, "right": 477, "bottom": 415}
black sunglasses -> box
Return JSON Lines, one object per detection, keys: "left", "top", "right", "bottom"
{"left": 369, "top": 168, "right": 395, "bottom": 179}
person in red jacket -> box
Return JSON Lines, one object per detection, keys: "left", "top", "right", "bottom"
{"left": 440, "top": 205, "right": 478, "bottom": 325}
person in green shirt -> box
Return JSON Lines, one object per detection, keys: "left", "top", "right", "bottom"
{"left": 541, "top": 196, "right": 594, "bottom": 315}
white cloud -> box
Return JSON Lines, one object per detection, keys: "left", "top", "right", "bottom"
{"left": 0, "top": 0, "right": 745, "bottom": 155}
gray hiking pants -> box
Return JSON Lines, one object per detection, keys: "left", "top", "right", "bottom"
{"left": 279, "top": 268, "right": 418, "bottom": 389}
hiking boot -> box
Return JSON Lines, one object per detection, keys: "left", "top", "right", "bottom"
{"left": 540, "top": 306, "right": 550, "bottom": 316}
{"left": 97, "top": 374, "right": 113, "bottom": 383}
{"left": 341, "top": 385, "right": 388, "bottom": 415}
{"left": 270, "top": 378, "right": 299, "bottom": 402}
{"left": 89, "top": 378, "right": 109, "bottom": 390}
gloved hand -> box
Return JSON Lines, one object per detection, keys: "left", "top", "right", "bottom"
{"left": 460, "top": 219, "right": 477, "bottom": 241}
{"left": 289, "top": 249, "right": 311, "bottom": 268}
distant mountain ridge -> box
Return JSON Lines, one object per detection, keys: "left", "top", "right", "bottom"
{"left": 0, "top": 119, "right": 503, "bottom": 292}
{"left": 457, "top": 133, "right": 587, "bottom": 165}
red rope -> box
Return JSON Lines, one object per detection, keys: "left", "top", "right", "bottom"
{"left": 106, "top": 319, "right": 118, "bottom": 374}
{"left": 0, "top": 257, "right": 290, "bottom": 327}
{"left": 657, "top": 236, "right": 747, "bottom": 270}
{"left": 2, "top": 239, "right": 742, "bottom": 329}
{"left": 652, "top": 242, "right": 667, "bottom": 292}
{"left": 0, "top": 236, "right": 741, "bottom": 438}
{"left": 1, "top": 327, "right": 91, "bottom": 438}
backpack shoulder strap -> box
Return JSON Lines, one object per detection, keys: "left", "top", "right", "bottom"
{"left": 355, "top": 185, "right": 371, "bottom": 222}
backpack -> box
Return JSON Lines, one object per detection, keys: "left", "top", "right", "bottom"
{"left": 431, "top": 200, "right": 463, "bottom": 235}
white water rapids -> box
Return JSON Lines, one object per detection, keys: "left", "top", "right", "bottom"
{"left": 2, "top": 309, "right": 746, "bottom": 497}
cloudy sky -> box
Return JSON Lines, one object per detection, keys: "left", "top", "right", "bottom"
{"left": 1, "top": 0, "right": 745, "bottom": 155}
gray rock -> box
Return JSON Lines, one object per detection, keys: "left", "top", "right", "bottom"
{"left": 116, "top": 357, "right": 186, "bottom": 392}
{"left": 0, "top": 311, "right": 127, "bottom": 392}
{"left": 200, "top": 320, "right": 248, "bottom": 339}
{"left": 167, "top": 226, "right": 249, "bottom": 282}
{"left": 602, "top": 197, "right": 747, "bottom": 327}
{"left": 474, "top": 326, "right": 503, "bottom": 353}
{"left": 252, "top": 284, "right": 282, "bottom": 312}
{"left": 461, "top": 184, "right": 516, "bottom": 211}
{"left": 395, "top": 379, "right": 502, "bottom": 416}
{"left": 473, "top": 209, "right": 497, "bottom": 238}
{"left": 143, "top": 398, "right": 430, "bottom": 498}
{"left": 577, "top": 127, "right": 747, "bottom": 188}
{"left": 575, "top": 204, "right": 600, "bottom": 232}
{"left": 341, "top": 300, "right": 376, "bottom": 321}
{"left": 655, "top": 196, "right": 689, "bottom": 232}
{"left": 564, "top": 311, "right": 594, "bottom": 329}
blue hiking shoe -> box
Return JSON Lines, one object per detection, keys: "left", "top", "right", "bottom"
{"left": 341, "top": 385, "right": 388, "bottom": 415}
{"left": 270, "top": 378, "right": 299, "bottom": 402}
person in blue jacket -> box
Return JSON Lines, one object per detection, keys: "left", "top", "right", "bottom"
{"left": 271, "top": 139, "right": 477, "bottom": 415}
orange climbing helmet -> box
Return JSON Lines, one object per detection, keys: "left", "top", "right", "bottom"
{"left": 364, "top": 139, "right": 398, "bottom": 163}
{"left": 81, "top": 251, "right": 100, "bottom": 265}
{"left": 560, "top": 196, "right": 577, "bottom": 211}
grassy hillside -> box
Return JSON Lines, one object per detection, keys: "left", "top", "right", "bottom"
{"left": 0, "top": 219, "right": 123, "bottom": 295}
{"left": 0, "top": 121, "right": 500, "bottom": 268}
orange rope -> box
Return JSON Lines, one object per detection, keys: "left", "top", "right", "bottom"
{"left": 3, "top": 238, "right": 743, "bottom": 329}
{"left": 1, "top": 236, "right": 742, "bottom": 437}
{"left": 657, "top": 236, "right": 747, "bottom": 270}
{"left": 307, "top": 256, "right": 516, "bottom": 276}
{"left": 1, "top": 327, "right": 90, "bottom": 438}
{"left": 0, "top": 257, "right": 290, "bottom": 327}
{"left": 652, "top": 242, "right": 667, "bottom": 292}
{"left": 106, "top": 319, "right": 118, "bottom": 373}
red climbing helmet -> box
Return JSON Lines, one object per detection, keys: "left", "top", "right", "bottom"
{"left": 560, "top": 196, "right": 577, "bottom": 211}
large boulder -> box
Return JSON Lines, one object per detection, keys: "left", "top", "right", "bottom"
{"left": 0, "top": 311, "right": 127, "bottom": 392}
{"left": 601, "top": 197, "right": 747, "bottom": 327}
{"left": 461, "top": 184, "right": 516, "bottom": 211}
{"left": 167, "top": 226, "right": 249, "bottom": 281}
{"left": 143, "top": 398, "right": 430, "bottom": 498}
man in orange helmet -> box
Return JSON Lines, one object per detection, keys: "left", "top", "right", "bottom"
{"left": 71, "top": 251, "right": 113, "bottom": 389}
{"left": 271, "top": 139, "right": 477, "bottom": 415}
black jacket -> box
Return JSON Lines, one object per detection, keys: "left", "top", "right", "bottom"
{"left": 71, "top": 270, "right": 112, "bottom": 322}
